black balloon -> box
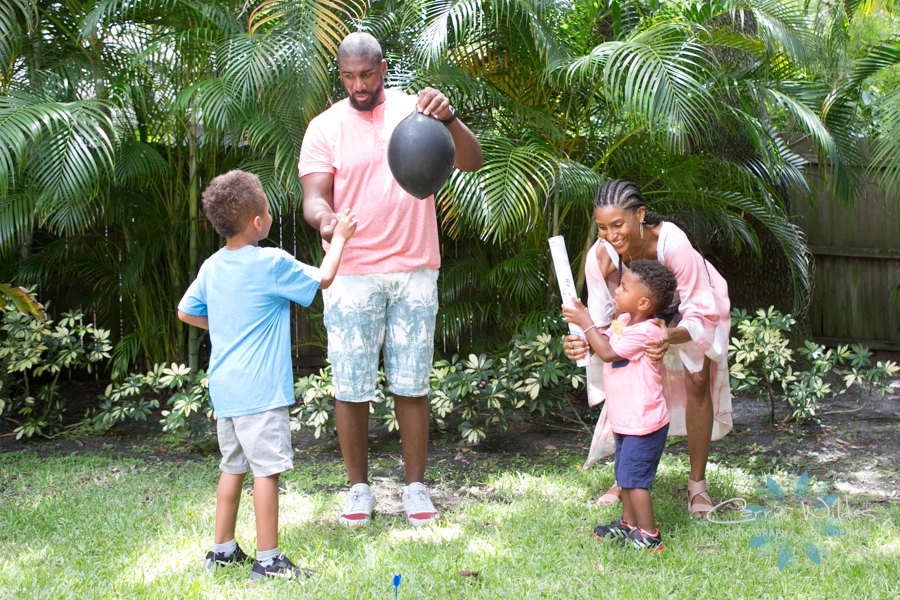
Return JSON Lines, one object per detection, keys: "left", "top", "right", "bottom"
{"left": 388, "top": 111, "right": 456, "bottom": 199}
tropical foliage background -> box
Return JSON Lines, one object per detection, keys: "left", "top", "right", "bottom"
{"left": 2, "top": 0, "right": 899, "bottom": 374}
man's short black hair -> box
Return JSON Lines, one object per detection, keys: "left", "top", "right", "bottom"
{"left": 337, "top": 32, "right": 383, "bottom": 65}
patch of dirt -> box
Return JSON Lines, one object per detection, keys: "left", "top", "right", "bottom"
{"left": 2, "top": 374, "right": 899, "bottom": 502}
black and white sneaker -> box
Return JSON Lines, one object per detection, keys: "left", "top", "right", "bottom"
{"left": 593, "top": 519, "right": 635, "bottom": 541}
{"left": 616, "top": 528, "right": 664, "bottom": 553}
{"left": 248, "top": 552, "right": 310, "bottom": 581}
{"left": 204, "top": 544, "right": 251, "bottom": 569}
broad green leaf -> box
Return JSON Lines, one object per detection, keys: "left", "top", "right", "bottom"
{"left": 749, "top": 532, "right": 774, "bottom": 548}
{"left": 0, "top": 285, "right": 45, "bottom": 321}
{"left": 803, "top": 543, "right": 821, "bottom": 565}
{"left": 820, "top": 494, "right": 839, "bottom": 507}
{"left": 766, "top": 476, "right": 785, "bottom": 500}
{"left": 777, "top": 541, "right": 792, "bottom": 571}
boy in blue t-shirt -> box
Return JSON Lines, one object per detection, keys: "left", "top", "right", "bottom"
{"left": 178, "top": 170, "right": 356, "bottom": 581}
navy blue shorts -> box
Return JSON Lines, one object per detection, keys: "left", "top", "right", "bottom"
{"left": 613, "top": 423, "right": 669, "bottom": 490}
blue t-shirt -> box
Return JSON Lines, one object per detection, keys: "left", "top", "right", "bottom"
{"left": 178, "top": 246, "right": 321, "bottom": 418}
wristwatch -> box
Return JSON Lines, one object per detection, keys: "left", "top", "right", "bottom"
{"left": 441, "top": 106, "right": 457, "bottom": 126}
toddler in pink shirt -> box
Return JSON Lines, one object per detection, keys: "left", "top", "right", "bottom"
{"left": 563, "top": 259, "right": 678, "bottom": 552}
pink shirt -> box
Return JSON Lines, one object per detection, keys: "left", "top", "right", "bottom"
{"left": 298, "top": 89, "right": 442, "bottom": 275}
{"left": 602, "top": 315, "right": 670, "bottom": 436}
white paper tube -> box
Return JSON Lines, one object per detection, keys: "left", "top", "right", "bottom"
{"left": 548, "top": 235, "right": 591, "bottom": 367}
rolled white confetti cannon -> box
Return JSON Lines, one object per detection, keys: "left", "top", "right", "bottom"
{"left": 548, "top": 235, "right": 590, "bottom": 367}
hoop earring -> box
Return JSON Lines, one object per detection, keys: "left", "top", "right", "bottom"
{"left": 639, "top": 222, "right": 644, "bottom": 239}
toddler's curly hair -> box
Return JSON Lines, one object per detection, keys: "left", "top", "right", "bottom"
{"left": 628, "top": 260, "right": 677, "bottom": 313}
{"left": 201, "top": 170, "right": 266, "bottom": 238}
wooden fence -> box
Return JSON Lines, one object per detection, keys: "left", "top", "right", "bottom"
{"left": 793, "top": 141, "right": 900, "bottom": 351}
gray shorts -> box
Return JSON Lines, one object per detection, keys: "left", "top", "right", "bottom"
{"left": 323, "top": 267, "right": 439, "bottom": 402}
{"left": 217, "top": 407, "right": 293, "bottom": 477}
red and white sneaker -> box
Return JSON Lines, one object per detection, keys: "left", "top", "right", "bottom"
{"left": 402, "top": 482, "right": 439, "bottom": 526}
{"left": 339, "top": 483, "right": 375, "bottom": 527}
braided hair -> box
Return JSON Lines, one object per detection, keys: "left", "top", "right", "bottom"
{"left": 593, "top": 179, "right": 704, "bottom": 285}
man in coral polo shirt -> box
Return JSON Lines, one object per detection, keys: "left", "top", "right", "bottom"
{"left": 298, "top": 32, "right": 482, "bottom": 527}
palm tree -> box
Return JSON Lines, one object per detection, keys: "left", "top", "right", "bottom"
{"left": 4, "top": 0, "right": 898, "bottom": 366}
{"left": 1, "top": 0, "right": 362, "bottom": 372}
{"left": 348, "top": 0, "right": 823, "bottom": 346}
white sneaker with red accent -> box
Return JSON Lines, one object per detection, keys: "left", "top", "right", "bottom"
{"left": 401, "top": 482, "right": 439, "bottom": 526}
{"left": 339, "top": 483, "right": 375, "bottom": 527}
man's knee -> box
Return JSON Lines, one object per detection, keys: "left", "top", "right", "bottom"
{"left": 335, "top": 399, "right": 372, "bottom": 422}
{"left": 394, "top": 394, "right": 428, "bottom": 406}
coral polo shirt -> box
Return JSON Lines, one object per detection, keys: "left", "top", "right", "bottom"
{"left": 298, "top": 89, "right": 442, "bottom": 275}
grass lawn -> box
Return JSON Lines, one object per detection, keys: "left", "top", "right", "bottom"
{"left": 1, "top": 446, "right": 898, "bottom": 599}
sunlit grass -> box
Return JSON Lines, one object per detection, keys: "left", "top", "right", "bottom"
{"left": 0, "top": 449, "right": 898, "bottom": 599}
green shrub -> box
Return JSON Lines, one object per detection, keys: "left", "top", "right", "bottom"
{"left": 291, "top": 366, "right": 394, "bottom": 439}
{"left": 95, "top": 363, "right": 213, "bottom": 438}
{"left": 728, "top": 307, "right": 898, "bottom": 424}
{"left": 293, "top": 316, "right": 585, "bottom": 445}
{"left": 97, "top": 316, "right": 587, "bottom": 444}
{"left": 0, "top": 301, "right": 112, "bottom": 439}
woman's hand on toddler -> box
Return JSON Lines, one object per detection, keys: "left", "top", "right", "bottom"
{"left": 643, "top": 318, "right": 669, "bottom": 364}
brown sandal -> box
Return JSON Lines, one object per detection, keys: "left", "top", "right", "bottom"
{"left": 596, "top": 484, "right": 621, "bottom": 506}
{"left": 687, "top": 478, "right": 714, "bottom": 519}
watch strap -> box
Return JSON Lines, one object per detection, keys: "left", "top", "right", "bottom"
{"left": 441, "top": 106, "right": 457, "bottom": 126}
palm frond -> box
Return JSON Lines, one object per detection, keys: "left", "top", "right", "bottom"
{"left": 116, "top": 139, "right": 173, "bottom": 188}
{"left": 409, "top": 64, "right": 567, "bottom": 143}
{"left": 558, "top": 23, "right": 718, "bottom": 152}
{"left": 742, "top": 0, "right": 812, "bottom": 66}
{"left": 408, "top": 0, "right": 564, "bottom": 68}
{"left": 249, "top": 0, "right": 364, "bottom": 40}
{"left": 871, "top": 84, "right": 900, "bottom": 201}
{"left": 80, "top": 0, "right": 183, "bottom": 36}
{"left": 0, "top": 192, "right": 34, "bottom": 256}
{"left": 435, "top": 298, "right": 502, "bottom": 348}
{"left": 175, "top": 78, "right": 247, "bottom": 134}
{"left": 439, "top": 136, "right": 560, "bottom": 241}
{"left": 218, "top": 33, "right": 292, "bottom": 103}
{"left": 837, "top": 40, "right": 900, "bottom": 199}
{"left": 557, "top": 160, "right": 606, "bottom": 209}
{"left": 412, "top": 0, "right": 480, "bottom": 68}
{"left": 0, "top": 93, "right": 115, "bottom": 212}
{"left": 764, "top": 87, "right": 856, "bottom": 203}
{"left": 696, "top": 186, "right": 810, "bottom": 311}
{"left": 240, "top": 158, "right": 303, "bottom": 216}
{"left": 438, "top": 254, "right": 492, "bottom": 301}
{"left": 0, "top": 0, "right": 34, "bottom": 81}
{"left": 486, "top": 249, "right": 546, "bottom": 308}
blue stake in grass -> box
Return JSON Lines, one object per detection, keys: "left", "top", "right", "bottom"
{"left": 393, "top": 574, "right": 402, "bottom": 597}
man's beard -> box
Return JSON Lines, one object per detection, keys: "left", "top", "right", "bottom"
{"left": 348, "top": 80, "right": 384, "bottom": 111}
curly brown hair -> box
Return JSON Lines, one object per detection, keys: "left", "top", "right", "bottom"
{"left": 201, "top": 170, "right": 266, "bottom": 238}
{"left": 628, "top": 260, "right": 677, "bottom": 314}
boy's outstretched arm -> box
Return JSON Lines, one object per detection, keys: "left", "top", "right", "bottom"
{"left": 561, "top": 299, "right": 622, "bottom": 363}
{"left": 318, "top": 209, "right": 358, "bottom": 289}
{"left": 178, "top": 311, "right": 209, "bottom": 330}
